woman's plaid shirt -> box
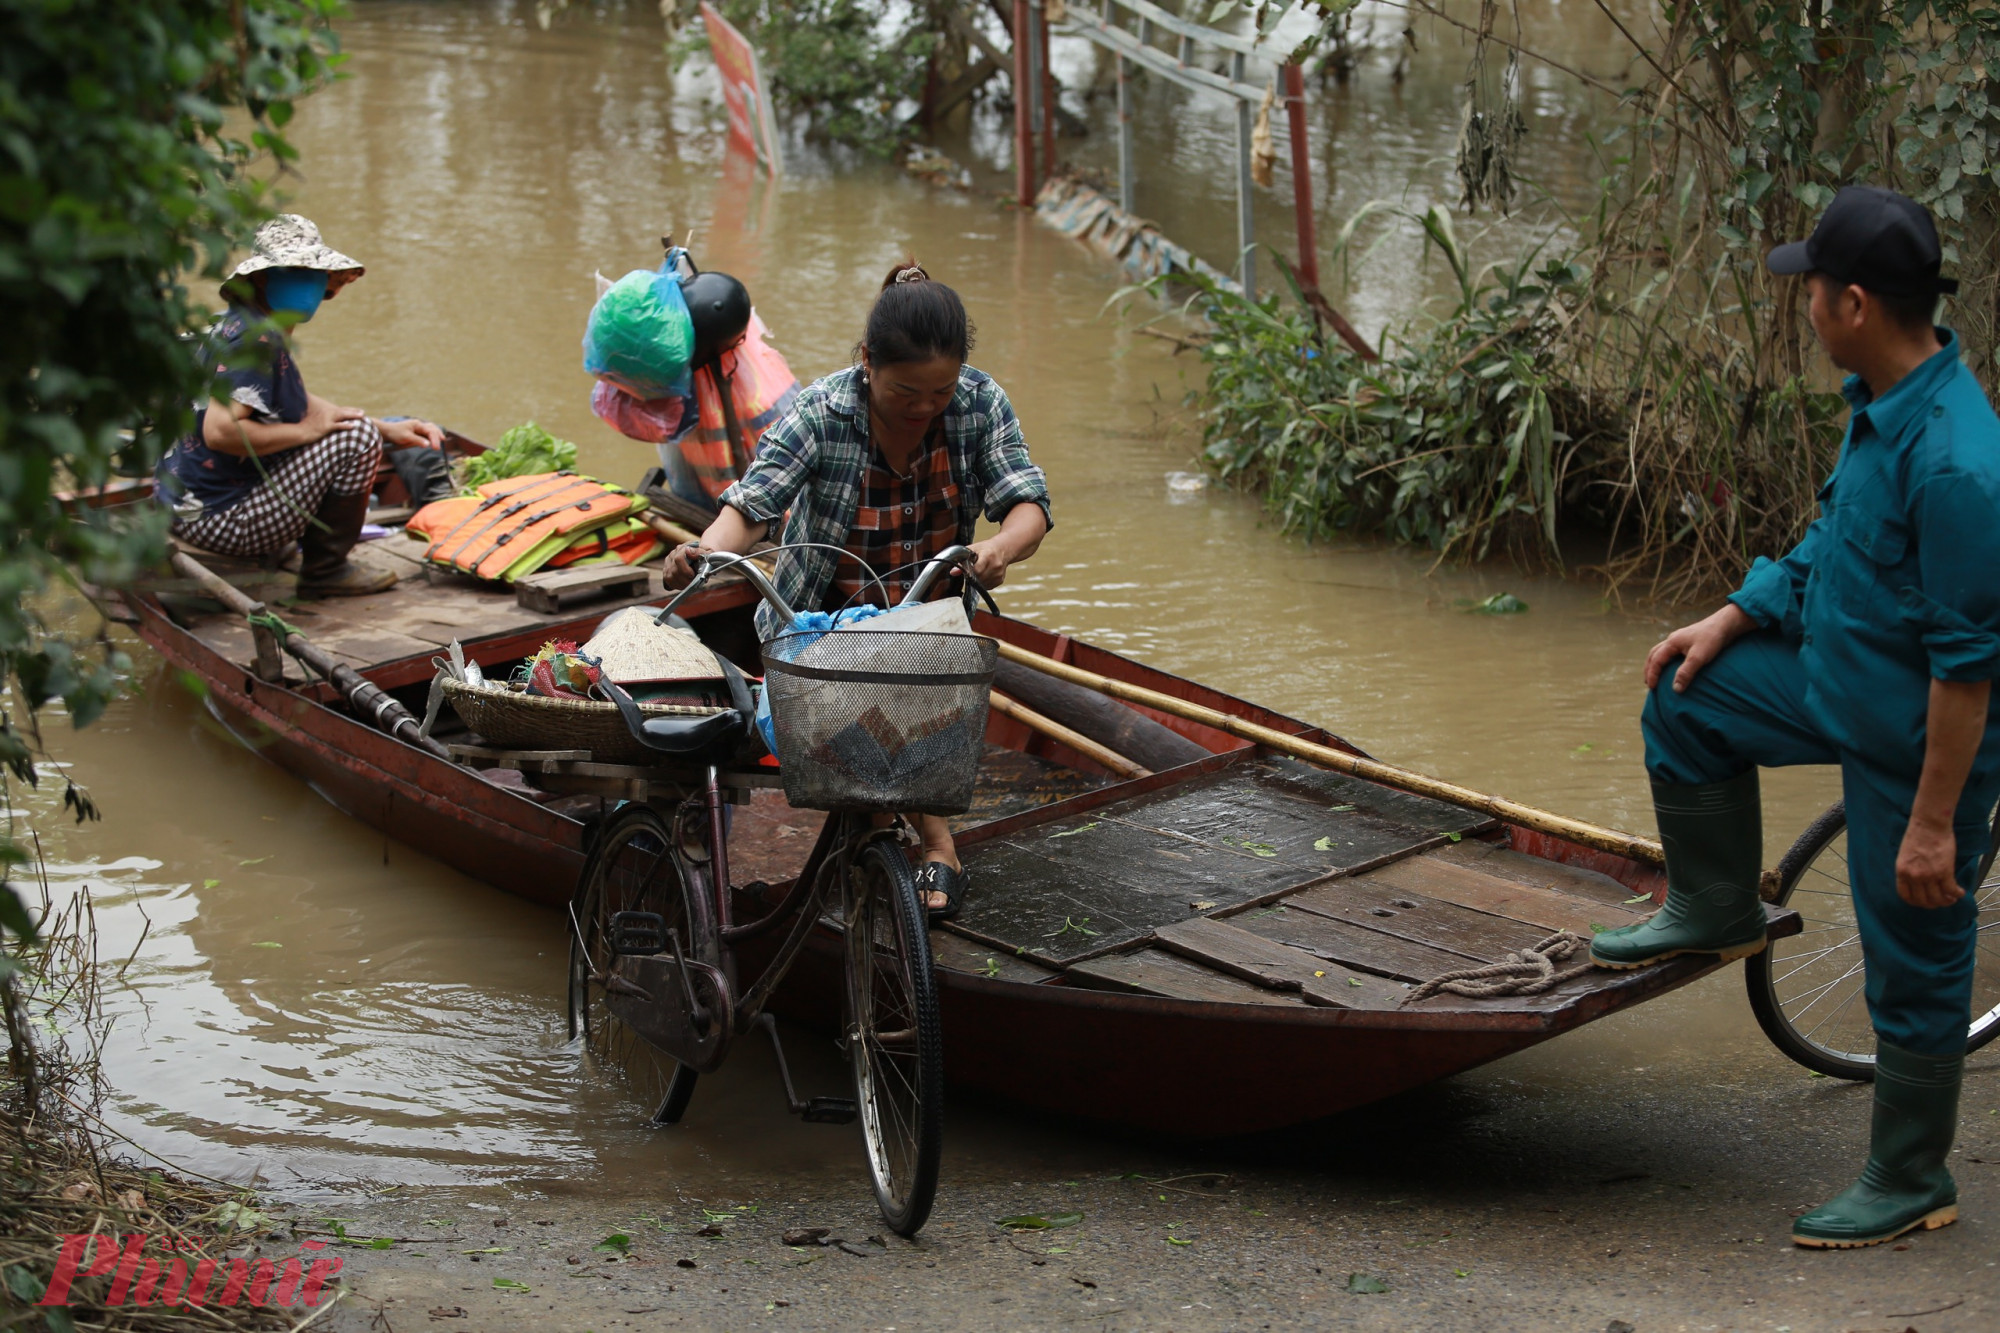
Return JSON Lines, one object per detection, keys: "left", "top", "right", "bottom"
{"left": 719, "top": 364, "right": 1053, "bottom": 639}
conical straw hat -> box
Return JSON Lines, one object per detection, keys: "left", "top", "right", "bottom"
{"left": 584, "top": 607, "right": 725, "bottom": 684}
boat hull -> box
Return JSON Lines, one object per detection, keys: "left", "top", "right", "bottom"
{"left": 127, "top": 592, "right": 1715, "bottom": 1138}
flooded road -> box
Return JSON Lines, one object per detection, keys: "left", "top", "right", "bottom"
{"left": 37, "top": 0, "right": 1857, "bottom": 1210}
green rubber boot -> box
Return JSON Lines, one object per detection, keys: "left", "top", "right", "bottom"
{"left": 1590, "top": 772, "right": 1767, "bottom": 969}
{"left": 1793, "top": 1041, "right": 1962, "bottom": 1248}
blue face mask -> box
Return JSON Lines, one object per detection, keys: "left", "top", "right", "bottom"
{"left": 264, "top": 268, "right": 329, "bottom": 322}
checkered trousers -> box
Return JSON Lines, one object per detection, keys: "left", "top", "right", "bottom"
{"left": 171, "top": 419, "right": 382, "bottom": 558}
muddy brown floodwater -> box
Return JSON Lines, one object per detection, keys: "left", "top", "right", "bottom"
{"left": 21, "top": 1, "right": 2000, "bottom": 1328}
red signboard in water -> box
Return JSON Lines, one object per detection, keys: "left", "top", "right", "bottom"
{"left": 699, "top": 2, "right": 781, "bottom": 176}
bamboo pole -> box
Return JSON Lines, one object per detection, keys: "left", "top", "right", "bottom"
{"left": 993, "top": 640, "right": 1665, "bottom": 865}
{"left": 989, "top": 690, "right": 1151, "bottom": 780}
{"left": 168, "top": 550, "right": 453, "bottom": 760}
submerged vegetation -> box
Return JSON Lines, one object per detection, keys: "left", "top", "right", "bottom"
{"left": 1181, "top": 1, "right": 2000, "bottom": 599}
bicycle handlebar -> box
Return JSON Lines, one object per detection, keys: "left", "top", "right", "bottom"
{"left": 654, "top": 544, "right": 981, "bottom": 630}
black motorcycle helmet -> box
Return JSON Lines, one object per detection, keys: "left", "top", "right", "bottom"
{"left": 682, "top": 270, "right": 752, "bottom": 368}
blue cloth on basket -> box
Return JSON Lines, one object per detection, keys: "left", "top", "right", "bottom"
{"left": 757, "top": 605, "right": 886, "bottom": 752}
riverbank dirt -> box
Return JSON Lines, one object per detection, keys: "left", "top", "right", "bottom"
{"left": 296, "top": 1018, "right": 1999, "bottom": 1332}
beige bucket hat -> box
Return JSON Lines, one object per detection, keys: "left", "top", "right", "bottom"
{"left": 225, "top": 214, "right": 366, "bottom": 291}
{"left": 583, "top": 608, "right": 726, "bottom": 685}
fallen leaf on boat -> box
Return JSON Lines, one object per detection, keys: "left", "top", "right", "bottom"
{"left": 1047, "top": 822, "right": 1099, "bottom": 839}
{"left": 1348, "top": 978, "right": 1364, "bottom": 987}
{"left": 1191, "top": 900, "right": 1216, "bottom": 911}
{"left": 492, "top": 1278, "right": 531, "bottom": 1293}
{"left": 1327, "top": 804, "right": 1355, "bottom": 813}
{"left": 594, "top": 1233, "right": 631, "bottom": 1253}
{"left": 461, "top": 1247, "right": 507, "bottom": 1255}
{"left": 238, "top": 856, "right": 269, "bottom": 866}
{"left": 251, "top": 941, "right": 282, "bottom": 948}
{"left": 1313, "top": 970, "right": 1326, "bottom": 978}
{"left": 1313, "top": 837, "right": 1334, "bottom": 851}
{"left": 1346, "top": 1273, "right": 1390, "bottom": 1293}
{"left": 1239, "top": 841, "right": 1278, "bottom": 857}
{"left": 201, "top": 878, "right": 220, "bottom": 890}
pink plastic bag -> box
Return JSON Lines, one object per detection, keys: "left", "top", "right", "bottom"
{"left": 591, "top": 379, "right": 689, "bottom": 444}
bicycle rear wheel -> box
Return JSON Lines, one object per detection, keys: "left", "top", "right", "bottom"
{"left": 1747, "top": 801, "right": 2000, "bottom": 1080}
{"left": 569, "top": 805, "right": 706, "bottom": 1123}
{"left": 842, "top": 838, "right": 944, "bottom": 1237}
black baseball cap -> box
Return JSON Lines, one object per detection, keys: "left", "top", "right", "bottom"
{"left": 1767, "top": 186, "right": 1958, "bottom": 296}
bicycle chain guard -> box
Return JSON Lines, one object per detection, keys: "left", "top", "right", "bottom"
{"left": 606, "top": 954, "right": 734, "bottom": 1073}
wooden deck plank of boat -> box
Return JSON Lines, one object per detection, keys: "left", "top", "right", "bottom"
{"left": 1277, "top": 879, "right": 1549, "bottom": 960}
{"left": 1228, "top": 902, "right": 1493, "bottom": 984}
{"left": 1066, "top": 949, "right": 1311, "bottom": 1007}
{"left": 928, "top": 930, "right": 1057, "bottom": 984}
{"left": 1361, "top": 852, "right": 1647, "bottom": 938}
{"left": 168, "top": 539, "right": 669, "bottom": 671}
{"left": 1154, "top": 919, "right": 1411, "bottom": 1009}
{"left": 953, "top": 757, "right": 1489, "bottom": 964}
{"left": 1431, "top": 839, "right": 1643, "bottom": 907}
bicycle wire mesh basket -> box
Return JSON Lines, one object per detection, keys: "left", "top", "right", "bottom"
{"left": 760, "top": 629, "right": 998, "bottom": 813}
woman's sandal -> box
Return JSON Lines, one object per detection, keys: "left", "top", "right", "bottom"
{"left": 917, "top": 861, "right": 970, "bottom": 922}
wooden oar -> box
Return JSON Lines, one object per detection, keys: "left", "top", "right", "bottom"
{"left": 992, "top": 640, "right": 1665, "bottom": 866}
{"left": 988, "top": 690, "right": 1150, "bottom": 780}
{"left": 168, "top": 550, "right": 452, "bottom": 760}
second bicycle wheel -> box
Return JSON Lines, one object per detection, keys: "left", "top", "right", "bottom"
{"left": 1747, "top": 800, "right": 2000, "bottom": 1079}
{"left": 842, "top": 839, "right": 944, "bottom": 1237}
{"left": 569, "top": 805, "right": 709, "bottom": 1124}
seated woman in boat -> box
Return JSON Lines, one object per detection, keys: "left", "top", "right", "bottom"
{"left": 663, "top": 262, "right": 1052, "bottom": 917}
{"left": 156, "top": 214, "right": 448, "bottom": 597}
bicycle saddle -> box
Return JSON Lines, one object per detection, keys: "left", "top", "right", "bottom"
{"left": 599, "top": 654, "right": 758, "bottom": 763}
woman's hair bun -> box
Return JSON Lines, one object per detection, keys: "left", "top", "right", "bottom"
{"left": 883, "top": 262, "right": 930, "bottom": 289}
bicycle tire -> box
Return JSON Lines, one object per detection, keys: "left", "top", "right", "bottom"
{"left": 842, "top": 840, "right": 944, "bottom": 1237}
{"left": 569, "top": 804, "right": 706, "bottom": 1124}
{"left": 1747, "top": 800, "right": 2000, "bottom": 1080}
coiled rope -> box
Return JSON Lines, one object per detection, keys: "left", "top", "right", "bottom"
{"left": 1406, "top": 930, "right": 1595, "bottom": 1001}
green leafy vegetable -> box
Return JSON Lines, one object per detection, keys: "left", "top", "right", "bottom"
{"left": 460, "top": 422, "right": 579, "bottom": 487}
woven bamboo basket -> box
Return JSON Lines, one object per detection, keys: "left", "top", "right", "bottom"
{"left": 442, "top": 679, "right": 726, "bottom": 765}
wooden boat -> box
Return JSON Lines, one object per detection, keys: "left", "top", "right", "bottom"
{"left": 103, "top": 510, "right": 1799, "bottom": 1138}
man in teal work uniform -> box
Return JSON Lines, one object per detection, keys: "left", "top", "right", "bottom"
{"left": 1590, "top": 187, "right": 2000, "bottom": 1249}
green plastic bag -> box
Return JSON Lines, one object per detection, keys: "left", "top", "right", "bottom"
{"left": 583, "top": 263, "right": 695, "bottom": 399}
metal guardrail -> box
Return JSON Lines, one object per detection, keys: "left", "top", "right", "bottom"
{"left": 1049, "top": 0, "right": 1287, "bottom": 297}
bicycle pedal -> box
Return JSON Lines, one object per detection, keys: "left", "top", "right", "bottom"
{"left": 609, "top": 911, "right": 666, "bottom": 955}
{"left": 800, "top": 1097, "right": 858, "bottom": 1125}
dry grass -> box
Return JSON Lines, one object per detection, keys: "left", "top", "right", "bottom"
{"left": 1, "top": 877, "right": 308, "bottom": 1331}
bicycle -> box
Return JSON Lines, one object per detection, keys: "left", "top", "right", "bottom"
{"left": 564, "top": 545, "right": 992, "bottom": 1236}
{"left": 1748, "top": 799, "right": 2000, "bottom": 1079}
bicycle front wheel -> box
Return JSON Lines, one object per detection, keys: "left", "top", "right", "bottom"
{"left": 1747, "top": 801, "right": 2000, "bottom": 1080}
{"left": 842, "top": 839, "right": 944, "bottom": 1237}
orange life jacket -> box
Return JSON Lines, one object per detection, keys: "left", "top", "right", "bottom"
{"left": 684, "top": 312, "right": 799, "bottom": 501}
{"left": 406, "top": 472, "right": 650, "bottom": 582}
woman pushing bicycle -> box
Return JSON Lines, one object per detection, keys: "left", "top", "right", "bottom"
{"left": 663, "top": 263, "right": 1053, "bottom": 918}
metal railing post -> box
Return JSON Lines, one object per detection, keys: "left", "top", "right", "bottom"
{"left": 1116, "top": 52, "right": 1134, "bottom": 212}
{"left": 1027, "top": 0, "right": 1047, "bottom": 190}
{"left": 1283, "top": 62, "right": 1318, "bottom": 291}
{"left": 1232, "top": 49, "right": 1255, "bottom": 300}
{"left": 1014, "top": 0, "right": 1035, "bottom": 205}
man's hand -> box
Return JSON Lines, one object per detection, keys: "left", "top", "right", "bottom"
{"left": 378, "top": 417, "right": 445, "bottom": 450}
{"left": 1896, "top": 816, "right": 1965, "bottom": 909}
{"left": 662, "top": 542, "right": 707, "bottom": 589}
{"left": 1644, "top": 602, "right": 1758, "bottom": 692}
